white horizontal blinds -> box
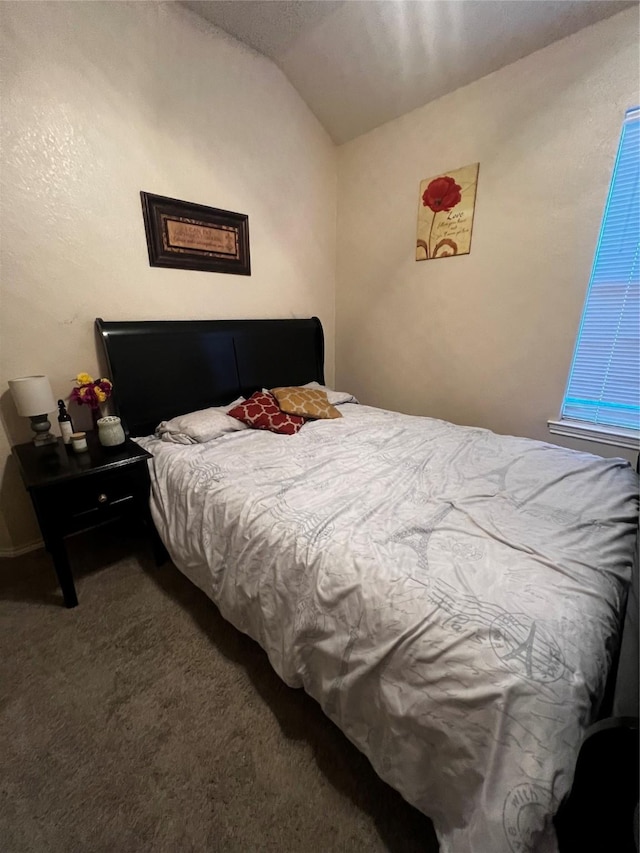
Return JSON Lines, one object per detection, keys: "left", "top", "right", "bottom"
{"left": 562, "top": 106, "right": 640, "bottom": 432}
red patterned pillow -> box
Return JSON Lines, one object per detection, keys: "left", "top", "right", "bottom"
{"left": 227, "top": 391, "right": 305, "bottom": 435}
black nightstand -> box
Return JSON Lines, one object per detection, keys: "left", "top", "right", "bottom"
{"left": 13, "top": 433, "right": 163, "bottom": 608}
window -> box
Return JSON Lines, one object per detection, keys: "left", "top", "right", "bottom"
{"left": 549, "top": 107, "right": 640, "bottom": 449}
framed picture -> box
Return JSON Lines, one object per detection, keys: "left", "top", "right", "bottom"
{"left": 416, "top": 163, "right": 479, "bottom": 261}
{"left": 140, "top": 192, "right": 251, "bottom": 276}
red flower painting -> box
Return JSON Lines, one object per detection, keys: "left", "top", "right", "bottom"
{"left": 422, "top": 176, "right": 462, "bottom": 213}
{"left": 416, "top": 164, "right": 479, "bottom": 262}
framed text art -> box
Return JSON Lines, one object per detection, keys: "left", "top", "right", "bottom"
{"left": 416, "top": 163, "right": 479, "bottom": 261}
{"left": 140, "top": 192, "right": 251, "bottom": 275}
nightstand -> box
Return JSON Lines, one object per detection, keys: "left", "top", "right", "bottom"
{"left": 13, "top": 433, "right": 163, "bottom": 608}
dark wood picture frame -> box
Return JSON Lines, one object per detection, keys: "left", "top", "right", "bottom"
{"left": 140, "top": 191, "right": 251, "bottom": 276}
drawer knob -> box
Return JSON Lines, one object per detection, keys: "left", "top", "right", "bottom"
{"left": 97, "top": 493, "right": 108, "bottom": 504}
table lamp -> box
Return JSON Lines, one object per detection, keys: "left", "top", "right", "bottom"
{"left": 8, "top": 375, "right": 57, "bottom": 446}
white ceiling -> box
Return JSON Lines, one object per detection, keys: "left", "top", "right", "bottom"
{"left": 182, "top": 0, "right": 636, "bottom": 144}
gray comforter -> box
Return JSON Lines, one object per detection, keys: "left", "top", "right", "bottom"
{"left": 138, "top": 403, "right": 638, "bottom": 852}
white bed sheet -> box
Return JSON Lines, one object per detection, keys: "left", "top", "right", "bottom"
{"left": 137, "top": 404, "right": 638, "bottom": 852}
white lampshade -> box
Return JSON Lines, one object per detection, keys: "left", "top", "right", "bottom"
{"left": 8, "top": 375, "right": 57, "bottom": 417}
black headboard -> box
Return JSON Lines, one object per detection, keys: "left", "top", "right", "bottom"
{"left": 96, "top": 317, "right": 325, "bottom": 437}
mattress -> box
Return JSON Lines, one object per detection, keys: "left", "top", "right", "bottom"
{"left": 137, "top": 403, "right": 639, "bottom": 852}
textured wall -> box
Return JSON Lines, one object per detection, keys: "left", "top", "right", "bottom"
{"left": 0, "top": 1, "right": 336, "bottom": 553}
{"left": 336, "top": 9, "right": 638, "bottom": 463}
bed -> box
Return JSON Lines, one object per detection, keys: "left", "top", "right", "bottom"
{"left": 97, "top": 316, "right": 639, "bottom": 853}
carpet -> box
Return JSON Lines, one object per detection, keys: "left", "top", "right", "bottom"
{"left": 0, "top": 527, "right": 438, "bottom": 852}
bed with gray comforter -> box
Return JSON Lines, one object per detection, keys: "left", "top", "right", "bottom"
{"left": 138, "top": 398, "right": 638, "bottom": 853}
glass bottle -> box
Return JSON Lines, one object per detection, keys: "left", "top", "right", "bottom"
{"left": 57, "top": 399, "right": 74, "bottom": 445}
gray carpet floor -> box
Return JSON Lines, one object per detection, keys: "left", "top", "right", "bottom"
{"left": 0, "top": 526, "right": 438, "bottom": 853}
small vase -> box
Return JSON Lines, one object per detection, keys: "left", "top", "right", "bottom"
{"left": 96, "top": 416, "right": 126, "bottom": 447}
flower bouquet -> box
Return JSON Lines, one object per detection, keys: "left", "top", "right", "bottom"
{"left": 69, "top": 373, "right": 113, "bottom": 427}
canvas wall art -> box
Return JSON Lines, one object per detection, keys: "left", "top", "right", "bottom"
{"left": 416, "top": 163, "right": 479, "bottom": 261}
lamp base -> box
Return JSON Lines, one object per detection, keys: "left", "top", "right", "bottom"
{"left": 30, "top": 414, "right": 57, "bottom": 446}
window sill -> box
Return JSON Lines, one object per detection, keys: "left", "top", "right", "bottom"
{"left": 547, "top": 419, "right": 640, "bottom": 451}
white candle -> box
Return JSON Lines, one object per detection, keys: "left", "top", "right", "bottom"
{"left": 71, "top": 432, "right": 88, "bottom": 453}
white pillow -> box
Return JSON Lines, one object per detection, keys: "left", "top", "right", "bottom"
{"left": 156, "top": 398, "right": 248, "bottom": 444}
{"left": 303, "top": 382, "right": 358, "bottom": 406}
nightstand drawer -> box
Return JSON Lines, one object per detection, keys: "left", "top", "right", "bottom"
{"left": 63, "top": 469, "right": 140, "bottom": 516}
{"left": 36, "top": 465, "right": 148, "bottom": 535}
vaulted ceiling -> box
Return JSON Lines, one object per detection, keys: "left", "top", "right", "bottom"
{"left": 181, "top": 0, "right": 635, "bottom": 144}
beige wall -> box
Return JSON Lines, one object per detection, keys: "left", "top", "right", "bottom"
{"left": 336, "top": 9, "right": 639, "bottom": 464}
{"left": 0, "top": 1, "right": 337, "bottom": 553}
{"left": 2, "top": 5, "right": 637, "bottom": 555}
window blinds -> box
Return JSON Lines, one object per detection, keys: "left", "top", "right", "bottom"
{"left": 562, "top": 106, "right": 640, "bottom": 433}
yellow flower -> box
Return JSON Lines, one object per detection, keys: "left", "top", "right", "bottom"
{"left": 95, "top": 388, "right": 107, "bottom": 403}
{"left": 76, "top": 372, "right": 94, "bottom": 385}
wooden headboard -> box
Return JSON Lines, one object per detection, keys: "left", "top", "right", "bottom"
{"left": 96, "top": 317, "right": 325, "bottom": 437}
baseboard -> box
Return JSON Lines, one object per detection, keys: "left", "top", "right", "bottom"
{"left": 0, "top": 539, "right": 44, "bottom": 558}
